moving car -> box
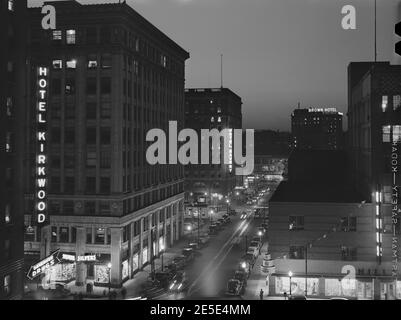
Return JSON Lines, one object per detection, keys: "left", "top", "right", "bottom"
{"left": 170, "top": 256, "right": 187, "bottom": 270}
{"left": 168, "top": 271, "right": 187, "bottom": 293}
{"left": 240, "top": 212, "right": 247, "bottom": 220}
{"left": 153, "top": 271, "right": 174, "bottom": 288}
{"left": 226, "top": 279, "right": 244, "bottom": 296}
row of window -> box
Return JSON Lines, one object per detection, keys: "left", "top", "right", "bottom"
{"left": 289, "top": 245, "right": 357, "bottom": 261}
{"left": 49, "top": 77, "right": 111, "bottom": 95}
{"left": 50, "top": 126, "right": 111, "bottom": 145}
{"left": 382, "top": 95, "right": 401, "bottom": 112}
{"left": 288, "top": 216, "right": 357, "bottom": 232}
{"left": 52, "top": 55, "right": 111, "bottom": 70}
{"left": 382, "top": 125, "right": 401, "bottom": 143}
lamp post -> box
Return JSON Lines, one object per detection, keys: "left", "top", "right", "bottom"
{"left": 288, "top": 271, "right": 293, "bottom": 296}
{"left": 226, "top": 199, "right": 230, "bottom": 214}
{"left": 107, "top": 262, "right": 112, "bottom": 295}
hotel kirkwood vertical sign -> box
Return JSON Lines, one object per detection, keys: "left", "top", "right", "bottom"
{"left": 35, "top": 67, "right": 49, "bottom": 225}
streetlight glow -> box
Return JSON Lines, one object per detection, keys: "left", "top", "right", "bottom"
{"left": 288, "top": 271, "right": 293, "bottom": 277}
{"left": 107, "top": 262, "right": 112, "bottom": 269}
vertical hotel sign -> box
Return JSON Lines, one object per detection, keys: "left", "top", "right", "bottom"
{"left": 392, "top": 135, "right": 400, "bottom": 278}
{"left": 36, "top": 67, "right": 49, "bottom": 225}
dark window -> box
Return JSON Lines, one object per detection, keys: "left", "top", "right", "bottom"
{"left": 341, "top": 246, "right": 357, "bottom": 261}
{"left": 86, "top": 27, "right": 97, "bottom": 44}
{"left": 51, "top": 127, "right": 60, "bottom": 143}
{"left": 95, "top": 228, "right": 105, "bottom": 244}
{"left": 50, "top": 177, "right": 61, "bottom": 193}
{"left": 64, "top": 176, "right": 75, "bottom": 193}
{"left": 86, "top": 227, "right": 92, "bottom": 244}
{"left": 86, "top": 127, "right": 97, "bottom": 144}
{"left": 341, "top": 217, "right": 357, "bottom": 232}
{"left": 65, "top": 128, "right": 75, "bottom": 144}
{"left": 101, "top": 77, "right": 111, "bottom": 94}
{"left": 51, "top": 79, "right": 61, "bottom": 95}
{"left": 86, "top": 77, "right": 97, "bottom": 95}
{"left": 86, "top": 177, "right": 96, "bottom": 193}
{"left": 65, "top": 104, "right": 75, "bottom": 119}
{"left": 289, "top": 216, "right": 304, "bottom": 231}
{"left": 134, "top": 220, "right": 140, "bottom": 237}
{"left": 59, "top": 227, "right": 69, "bottom": 243}
{"left": 63, "top": 201, "right": 74, "bottom": 215}
{"left": 101, "top": 54, "right": 112, "bottom": 68}
{"left": 86, "top": 103, "right": 97, "bottom": 119}
{"left": 86, "top": 152, "right": 96, "bottom": 168}
{"left": 100, "top": 177, "right": 110, "bottom": 194}
{"left": 100, "top": 127, "right": 111, "bottom": 144}
{"left": 100, "top": 150, "right": 111, "bottom": 168}
{"left": 85, "top": 202, "right": 96, "bottom": 215}
{"left": 289, "top": 245, "right": 305, "bottom": 259}
{"left": 101, "top": 102, "right": 111, "bottom": 119}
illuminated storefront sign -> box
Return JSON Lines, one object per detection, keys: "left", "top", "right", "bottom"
{"left": 35, "top": 66, "right": 49, "bottom": 225}
{"left": 62, "top": 254, "right": 76, "bottom": 262}
{"left": 391, "top": 140, "right": 399, "bottom": 277}
{"left": 77, "top": 255, "right": 96, "bottom": 262}
{"left": 27, "top": 249, "right": 60, "bottom": 280}
{"left": 275, "top": 276, "right": 319, "bottom": 296}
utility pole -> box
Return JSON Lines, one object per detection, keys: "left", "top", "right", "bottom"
{"left": 374, "top": 0, "right": 377, "bottom": 62}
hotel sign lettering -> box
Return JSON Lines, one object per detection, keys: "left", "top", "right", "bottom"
{"left": 36, "top": 67, "right": 49, "bottom": 225}
{"left": 391, "top": 140, "right": 400, "bottom": 277}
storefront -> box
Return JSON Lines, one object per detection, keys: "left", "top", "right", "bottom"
{"left": 132, "top": 244, "right": 140, "bottom": 275}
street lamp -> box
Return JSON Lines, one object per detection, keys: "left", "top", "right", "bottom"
{"left": 241, "top": 261, "right": 247, "bottom": 269}
{"left": 288, "top": 271, "right": 293, "bottom": 296}
{"left": 107, "top": 262, "right": 112, "bottom": 295}
{"left": 210, "top": 210, "right": 214, "bottom": 223}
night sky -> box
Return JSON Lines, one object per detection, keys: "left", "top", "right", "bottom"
{"left": 29, "top": 0, "right": 400, "bottom": 131}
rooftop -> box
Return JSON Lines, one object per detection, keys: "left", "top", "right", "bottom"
{"left": 269, "top": 181, "right": 366, "bottom": 204}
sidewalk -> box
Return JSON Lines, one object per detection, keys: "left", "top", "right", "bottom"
{"left": 65, "top": 221, "right": 211, "bottom": 300}
{"left": 242, "top": 241, "right": 270, "bottom": 300}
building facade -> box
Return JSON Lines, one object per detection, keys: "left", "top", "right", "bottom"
{"left": 24, "top": 1, "right": 189, "bottom": 288}
{"left": 184, "top": 88, "right": 242, "bottom": 204}
{"left": 0, "top": 0, "right": 27, "bottom": 300}
{"left": 291, "top": 107, "right": 343, "bottom": 151}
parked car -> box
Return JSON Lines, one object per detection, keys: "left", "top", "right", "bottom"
{"left": 249, "top": 240, "right": 261, "bottom": 251}
{"left": 234, "top": 270, "right": 248, "bottom": 286}
{"left": 226, "top": 279, "right": 244, "bottom": 296}
{"left": 153, "top": 271, "right": 174, "bottom": 288}
{"left": 229, "top": 209, "right": 236, "bottom": 216}
{"left": 242, "top": 253, "right": 256, "bottom": 267}
{"left": 182, "top": 248, "right": 195, "bottom": 262}
{"left": 199, "top": 235, "right": 210, "bottom": 246}
{"left": 247, "top": 247, "right": 259, "bottom": 259}
{"left": 209, "top": 225, "right": 218, "bottom": 235}
{"left": 170, "top": 256, "right": 187, "bottom": 270}
{"left": 217, "top": 218, "right": 226, "bottom": 226}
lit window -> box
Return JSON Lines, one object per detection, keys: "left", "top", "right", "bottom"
{"left": 394, "top": 95, "right": 401, "bottom": 110}
{"left": 7, "top": 61, "right": 13, "bottom": 72}
{"left": 5, "top": 132, "right": 12, "bottom": 153}
{"left": 217, "top": 117, "right": 222, "bottom": 123}
{"left": 394, "top": 126, "right": 401, "bottom": 143}
{"left": 66, "top": 59, "right": 77, "bottom": 69}
{"left": 52, "top": 60, "right": 63, "bottom": 69}
{"left": 382, "top": 125, "right": 391, "bottom": 143}
{"left": 289, "top": 216, "right": 304, "bottom": 231}
{"left": 161, "top": 55, "right": 167, "bottom": 68}
{"left": 4, "top": 275, "right": 11, "bottom": 296}
{"left": 8, "top": 0, "right": 14, "bottom": 12}
{"left": 5, "top": 205, "right": 11, "bottom": 224}
{"left": 382, "top": 96, "right": 388, "bottom": 112}
{"left": 211, "top": 117, "right": 215, "bottom": 123}
{"left": 6, "top": 97, "right": 12, "bottom": 116}
{"left": 66, "top": 30, "right": 76, "bottom": 44}
{"left": 88, "top": 60, "right": 98, "bottom": 69}
{"left": 217, "top": 107, "right": 222, "bottom": 113}
{"left": 52, "top": 30, "right": 62, "bottom": 41}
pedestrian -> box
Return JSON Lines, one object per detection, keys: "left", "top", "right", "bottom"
{"left": 121, "top": 287, "right": 127, "bottom": 300}
{"left": 283, "top": 292, "right": 287, "bottom": 300}
{"left": 259, "top": 288, "right": 264, "bottom": 300}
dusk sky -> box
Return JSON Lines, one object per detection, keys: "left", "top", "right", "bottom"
{"left": 29, "top": 0, "right": 400, "bottom": 131}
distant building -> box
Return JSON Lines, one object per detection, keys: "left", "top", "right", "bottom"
{"left": 24, "top": 0, "right": 189, "bottom": 288}
{"left": 267, "top": 150, "right": 401, "bottom": 299}
{"left": 347, "top": 61, "right": 401, "bottom": 279}
{"left": 291, "top": 107, "right": 343, "bottom": 151}
{"left": 0, "top": 0, "right": 27, "bottom": 300}
{"left": 184, "top": 88, "right": 242, "bottom": 203}
{"left": 254, "top": 130, "right": 291, "bottom": 157}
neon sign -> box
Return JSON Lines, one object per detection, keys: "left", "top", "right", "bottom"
{"left": 36, "top": 67, "right": 48, "bottom": 225}
{"left": 27, "top": 250, "right": 60, "bottom": 280}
